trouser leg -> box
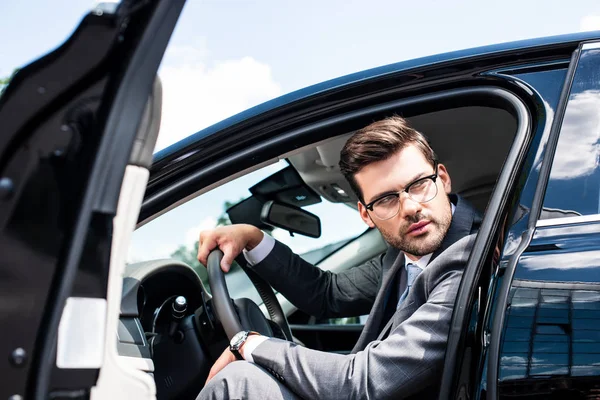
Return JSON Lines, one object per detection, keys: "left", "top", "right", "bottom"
{"left": 198, "top": 361, "right": 301, "bottom": 400}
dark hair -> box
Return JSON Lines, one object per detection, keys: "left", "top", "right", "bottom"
{"left": 339, "top": 115, "right": 437, "bottom": 203}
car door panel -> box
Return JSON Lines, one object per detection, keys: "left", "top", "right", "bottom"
{"left": 498, "top": 222, "right": 600, "bottom": 397}
{"left": 0, "top": 1, "right": 184, "bottom": 398}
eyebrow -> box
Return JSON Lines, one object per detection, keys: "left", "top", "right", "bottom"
{"left": 366, "top": 171, "right": 429, "bottom": 204}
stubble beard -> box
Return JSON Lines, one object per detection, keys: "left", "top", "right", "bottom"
{"left": 377, "top": 199, "right": 453, "bottom": 257}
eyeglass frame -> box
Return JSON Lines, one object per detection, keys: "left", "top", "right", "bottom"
{"left": 362, "top": 161, "right": 439, "bottom": 220}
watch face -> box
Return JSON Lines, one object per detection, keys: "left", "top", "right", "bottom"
{"left": 230, "top": 331, "right": 247, "bottom": 348}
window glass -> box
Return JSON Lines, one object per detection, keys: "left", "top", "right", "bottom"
{"left": 541, "top": 45, "right": 600, "bottom": 220}
{"left": 128, "top": 160, "right": 368, "bottom": 304}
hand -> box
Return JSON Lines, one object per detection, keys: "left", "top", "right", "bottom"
{"left": 205, "top": 347, "right": 237, "bottom": 385}
{"left": 197, "top": 224, "right": 263, "bottom": 272}
{"left": 204, "top": 335, "right": 263, "bottom": 384}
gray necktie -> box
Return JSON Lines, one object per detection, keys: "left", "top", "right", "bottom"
{"left": 397, "top": 263, "right": 422, "bottom": 309}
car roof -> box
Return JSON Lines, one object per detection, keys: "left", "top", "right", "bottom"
{"left": 153, "top": 30, "right": 600, "bottom": 162}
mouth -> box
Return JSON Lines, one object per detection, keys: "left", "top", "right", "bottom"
{"left": 406, "top": 220, "right": 431, "bottom": 236}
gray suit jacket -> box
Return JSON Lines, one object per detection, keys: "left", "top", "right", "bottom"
{"left": 249, "top": 195, "right": 481, "bottom": 399}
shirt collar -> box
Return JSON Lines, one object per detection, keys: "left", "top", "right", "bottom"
{"left": 405, "top": 253, "right": 432, "bottom": 270}
{"left": 404, "top": 202, "right": 456, "bottom": 270}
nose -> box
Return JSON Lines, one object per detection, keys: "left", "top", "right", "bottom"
{"left": 398, "top": 192, "right": 422, "bottom": 219}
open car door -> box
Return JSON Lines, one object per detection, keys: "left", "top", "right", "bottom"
{"left": 0, "top": 1, "right": 185, "bottom": 399}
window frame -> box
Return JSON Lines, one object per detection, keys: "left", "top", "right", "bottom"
{"left": 438, "top": 88, "right": 534, "bottom": 397}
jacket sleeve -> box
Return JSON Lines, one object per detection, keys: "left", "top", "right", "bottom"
{"left": 249, "top": 240, "right": 383, "bottom": 319}
{"left": 250, "top": 235, "right": 474, "bottom": 399}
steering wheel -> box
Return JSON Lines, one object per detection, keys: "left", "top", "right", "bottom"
{"left": 206, "top": 249, "right": 294, "bottom": 341}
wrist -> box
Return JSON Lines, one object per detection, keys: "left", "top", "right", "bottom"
{"left": 244, "top": 225, "right": 264, "bottom": 251}
{"left": 229, "top": 330, "right": 261, "bottom": 361}
{"left": 239, "top": 333, "right": 261, "bottom": 355}
{"left": 241, "top": 334, "right": 269, "bottom": 363}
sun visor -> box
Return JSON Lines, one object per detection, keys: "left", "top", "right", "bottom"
{"left": 249, "top": 166, "right": 321, "bottom": 207}
{"left": 226, "top": 196, "right": 272, "bottom": 230}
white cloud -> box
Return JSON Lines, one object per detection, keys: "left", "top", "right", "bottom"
{"left": 550, "top": 90, "right": 600, "bottom": 180}
{"left": 185, "top": 216, "right": 218, "bottom": 247}
{"left": 162, "top": 39, "right": 209, "bottom": 67}
{"left": 501, "top": 355, "right": 527, "bottom": 364}
{"left": 579, "top": 15, "right": 600, "bottom": 32}
{"left": 521, "top": 250, "right": 599, "bottom": 271}
{"left": 155, "top": 42, "right": 282, "bottom": 151}
{"left": 128, "top": 216, "right": 218, "bottom": 263}
{"left": 127, "top": 242, "right": 181, "bottom": 264}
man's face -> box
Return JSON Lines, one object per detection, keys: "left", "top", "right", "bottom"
{"left": 355, "top": 145, "right": 453, "bottom": 260}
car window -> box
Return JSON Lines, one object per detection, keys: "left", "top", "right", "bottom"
{"left": 128, "top": 160, "right": 368, "bottom": 304}
{"left": 540, "top": 45, "right": 600, "bottom": 220}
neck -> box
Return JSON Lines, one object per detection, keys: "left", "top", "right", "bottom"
{"left": 405, "top": 253, "right": 421, "bottom": 262}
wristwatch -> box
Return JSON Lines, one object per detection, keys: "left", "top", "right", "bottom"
{"left": 229, "top": 330, "right": 260, "bottom": 360}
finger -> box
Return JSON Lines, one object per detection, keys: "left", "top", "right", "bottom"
{"left": 197, "top": 231, "right": 205, "bottom": 261}
{"left": 219, "top": 242, "right": 239, "bottom": 273}
{"left": 197, "top": 235, "right": 217, "bottom": 267}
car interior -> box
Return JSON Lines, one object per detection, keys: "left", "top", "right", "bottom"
{"left": 121, "top": 99, "right": 519, "bottom": 399}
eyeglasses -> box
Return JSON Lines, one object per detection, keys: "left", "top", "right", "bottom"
{"left": 364, "top": 162, "right": 439, "bottom": 220}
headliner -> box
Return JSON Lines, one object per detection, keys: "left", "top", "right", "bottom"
{"left": 289, "top": 106, "right": 517, "bottom": 214}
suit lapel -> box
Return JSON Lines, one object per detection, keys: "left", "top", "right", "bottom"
{"left": 430, "top": 194, "right": 478, "bottom": 263}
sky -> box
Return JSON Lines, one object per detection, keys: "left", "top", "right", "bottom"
{"left": 1, "top": 0, "right": 600, "bottom": 263}
{"left": 2, "top": 1, "right": 600, "bottom": 151}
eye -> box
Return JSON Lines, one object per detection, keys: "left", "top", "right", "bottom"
{"left": 375, "top": 195, "right": 397, "bottom": 207}
{"left": 414, "top": 179, "right": 427, "bottom": 188}
{"left": 409, "top": 178, "right": 428, "bottom": 192}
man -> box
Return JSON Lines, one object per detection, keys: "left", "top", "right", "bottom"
{"left": 197, "top": 116, "right": 481, "bottom": 399}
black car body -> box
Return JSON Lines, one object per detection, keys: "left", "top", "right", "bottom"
{"left": 1, "top": 1, "right": 599, "bottom": 399}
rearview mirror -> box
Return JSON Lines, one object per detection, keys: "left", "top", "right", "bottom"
{"left": 260, "top": 201, "right": 321, "bottom": 238}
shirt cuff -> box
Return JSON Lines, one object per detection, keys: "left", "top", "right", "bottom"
{"left": 243, "top": 232, "right": 275, "bottom": 266}
{"left": 242, "top": 335, "right": 269, "bottom": 363}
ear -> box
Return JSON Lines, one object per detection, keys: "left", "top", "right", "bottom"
{"left": 358, "top": 201, "right": 376, "bottom": 228}
{"left": 437, "top": 163, "right": 452, "bottom": 194}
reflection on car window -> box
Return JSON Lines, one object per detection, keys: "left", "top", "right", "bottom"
{"left": 128, "top": 160, "right": 367, "bottom": 304}
{"left": 499, "top": 282, "right": 600, "bottom": 394}
{"left": 541, "top": 45, "right": 600, "bottom": 220}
